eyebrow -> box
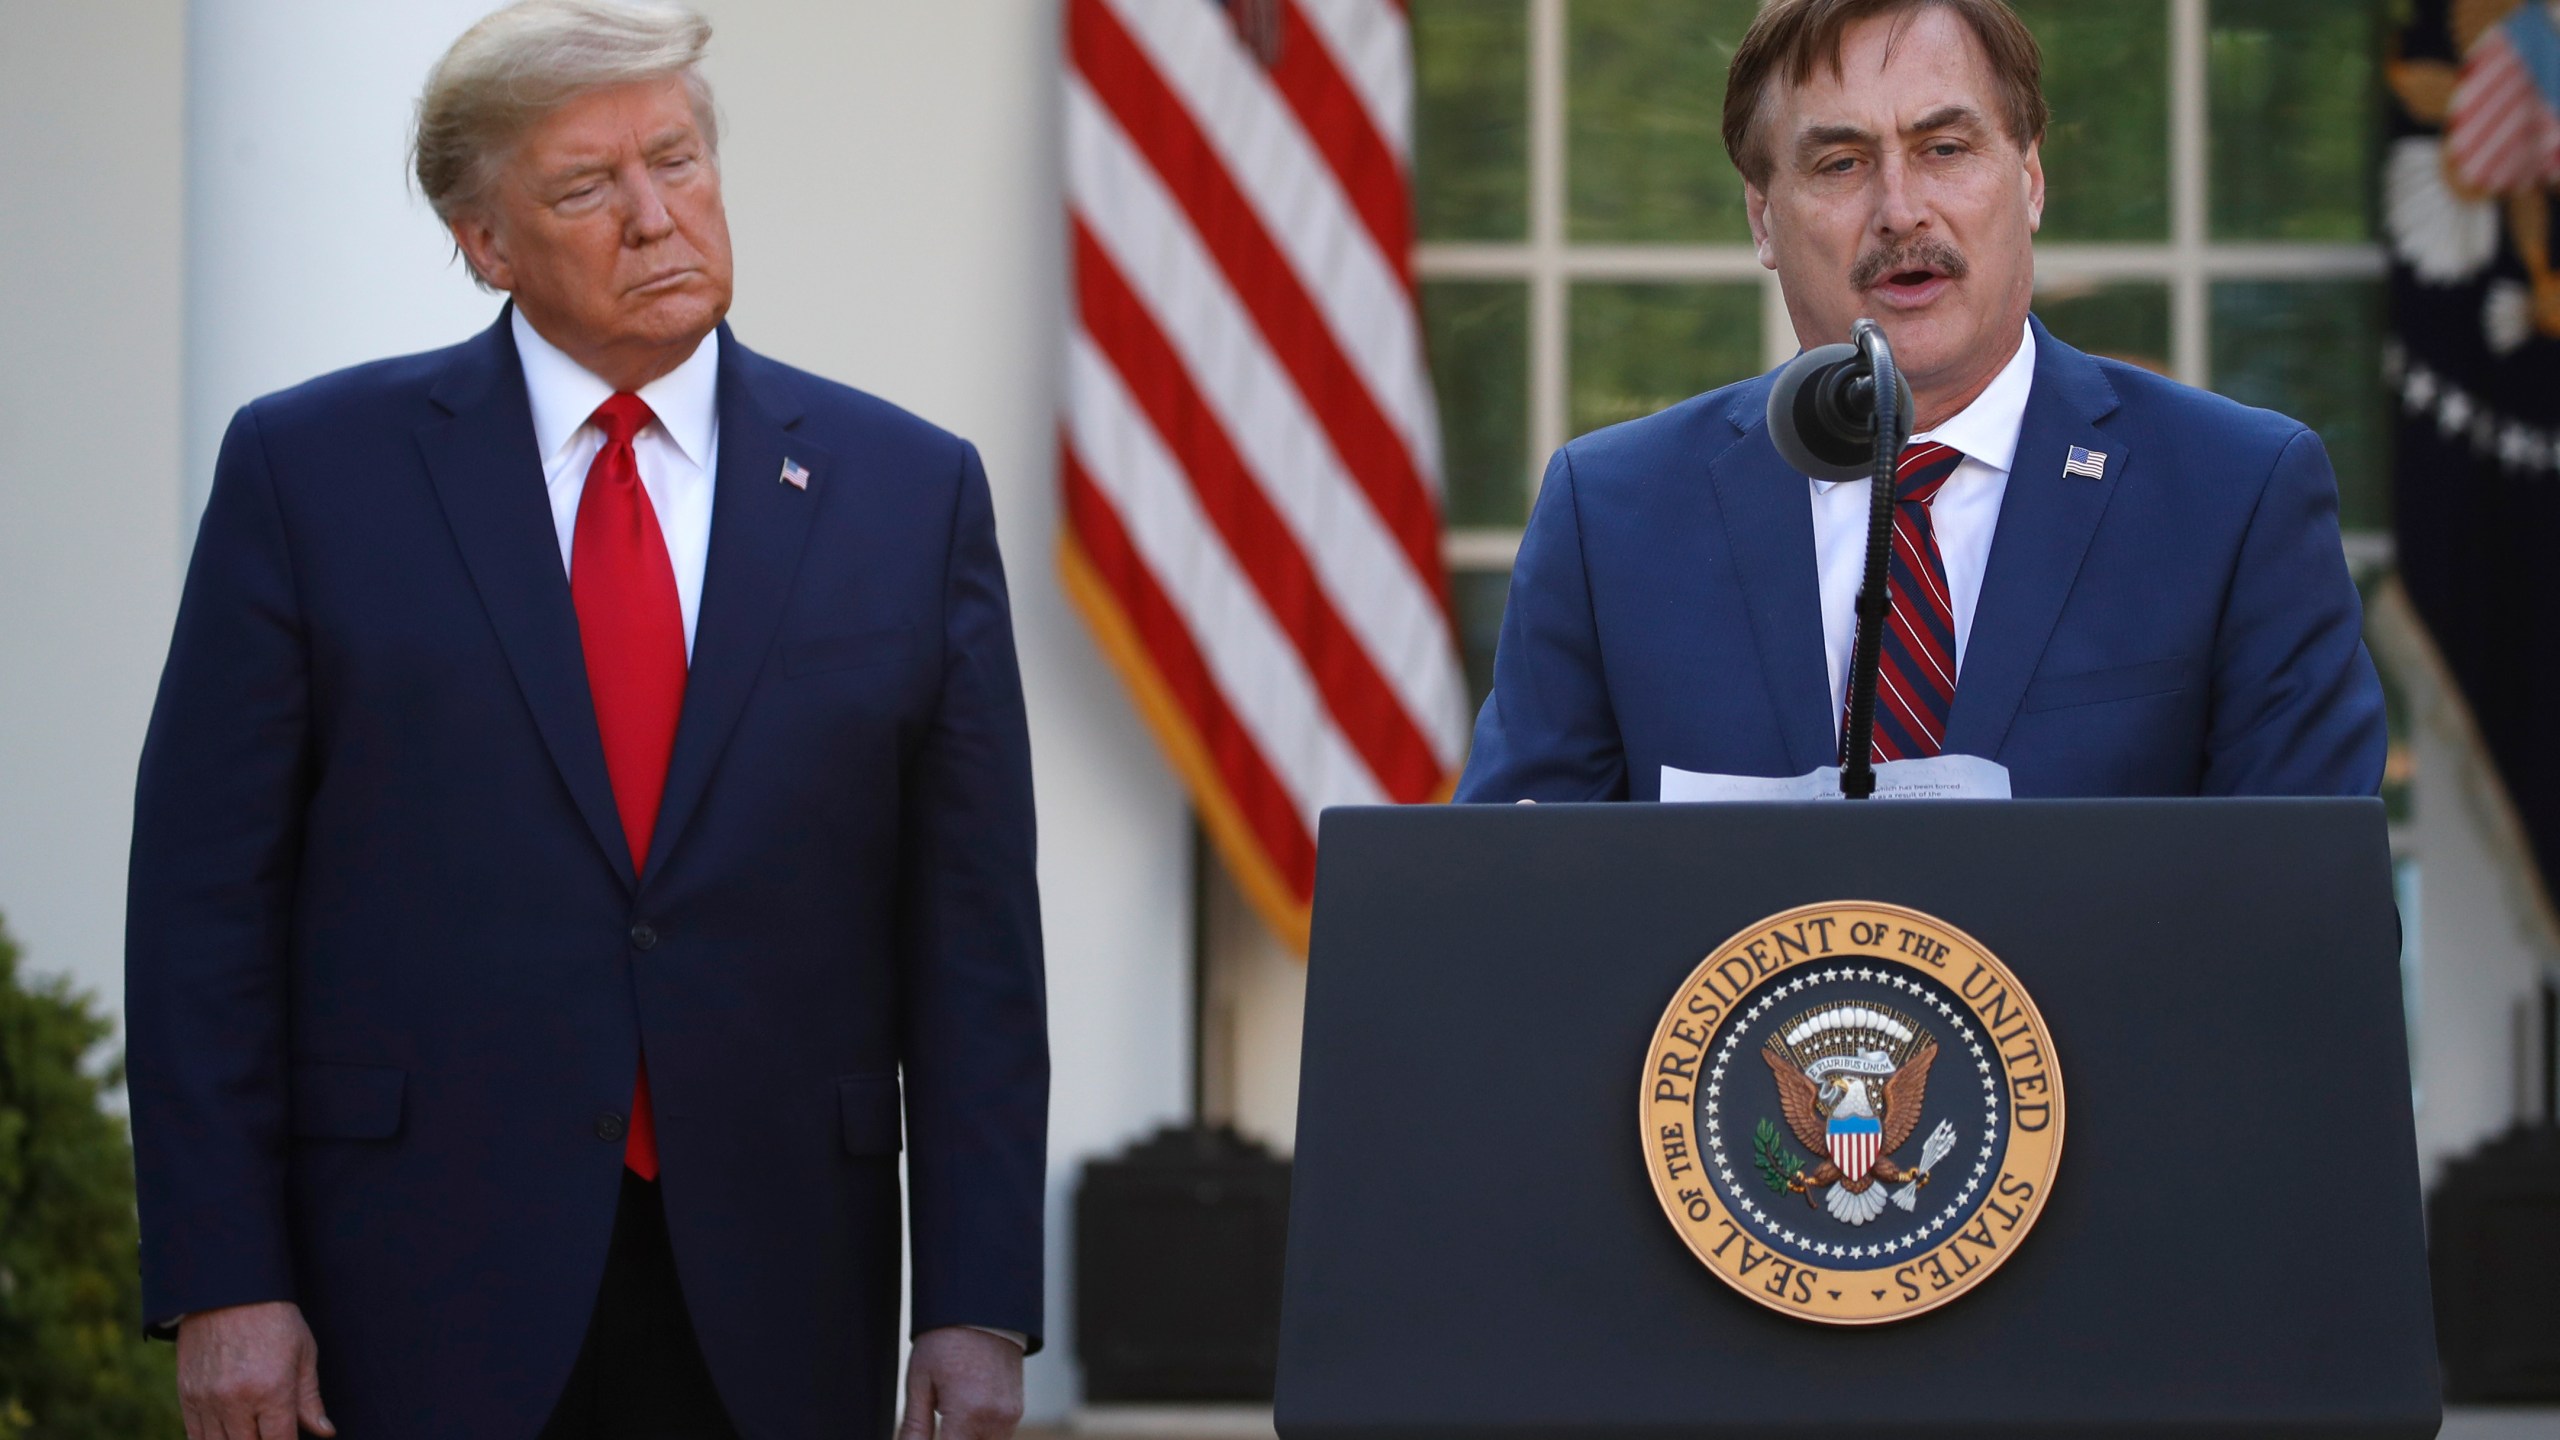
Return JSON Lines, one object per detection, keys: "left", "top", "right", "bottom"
{"left": 534, "top": 127, "right": 701, "bottom": 185}
{"left": 1794, "top": 105, "right": 1991, "bottom": 161}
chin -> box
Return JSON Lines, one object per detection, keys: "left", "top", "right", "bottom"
{"left": 627, "top": 291, "right": 727, "bottom": 348}
{"left": 1867, "top": 309, "right": 1969, "bottom": 377}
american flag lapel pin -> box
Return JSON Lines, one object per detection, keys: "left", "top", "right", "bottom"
{"left": 2063, "top": 445, "right": 2108, "bottom": 480}
{"left": 780, "top": 457, "right": 810, "bottom": 490}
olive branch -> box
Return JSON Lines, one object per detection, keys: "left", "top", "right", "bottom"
{"left": 1753, "top": 1118, "right": 1805, "bottom": 1195}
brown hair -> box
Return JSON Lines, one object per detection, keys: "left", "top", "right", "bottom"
{"left": 1721, "top": 0, "right": 2048, "bottom": 187}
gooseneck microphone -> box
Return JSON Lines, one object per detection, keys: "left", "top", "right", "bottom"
{"left": 1765, "top": 319, "right": 1913, "bottom": 800}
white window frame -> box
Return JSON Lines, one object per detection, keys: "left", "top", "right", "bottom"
{"left": 1421, "top": 0, "right": 2391, "bottom": 575}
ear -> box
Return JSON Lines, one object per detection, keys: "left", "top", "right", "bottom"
{"left": 449, "top": 210, "right": 516, "bottom": 293}
{"left": 2021, "top": 139, "right": 2046, "bottom": 234}
{"left": 1746, "top": 182, "right": 1778, "bottom": 270}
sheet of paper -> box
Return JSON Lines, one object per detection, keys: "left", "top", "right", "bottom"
{"left": 1659, "top": 754, "right": 2012, "bottom": 803}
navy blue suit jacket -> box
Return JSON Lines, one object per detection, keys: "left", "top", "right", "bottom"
{"left": 127, "top": 312, "right": 1047, "bottom": 1439}
{"left": 1457, "top": 319, "right": 2386, "bottom": 801}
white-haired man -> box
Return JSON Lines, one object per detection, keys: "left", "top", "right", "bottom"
{"left": 126, "top": 4, "right": 1047, "bottom": 1437}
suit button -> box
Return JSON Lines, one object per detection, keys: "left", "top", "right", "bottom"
{"left": 629, "top": 923, "right": 657, "bottom": 951}
{"left": 595, "top": 1112, "right": 627, "bottom": 1142}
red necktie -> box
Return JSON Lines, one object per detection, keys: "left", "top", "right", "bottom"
{"left": 569, "top": 393, "right": 685, "bottom": 1181}
{"left": 1846, "top": 440, "right": 1964, "bottom": 764}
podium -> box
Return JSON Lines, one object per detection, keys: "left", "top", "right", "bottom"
{"left": 1276, "top": 800, "right": 2440, "bottom": 1440}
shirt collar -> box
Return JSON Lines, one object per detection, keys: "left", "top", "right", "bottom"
{"left": 510, "top": 306, "right": 720, "bottom": 471}
{"left": 1811, "top": 321, "right": 2036, "bottom": 489}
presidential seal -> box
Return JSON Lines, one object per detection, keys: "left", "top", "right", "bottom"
{"left": 1640, "top": 902, "right": 2063, "bottom": 1324}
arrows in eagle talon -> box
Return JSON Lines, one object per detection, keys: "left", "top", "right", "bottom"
{"left": 1892, "top": 1120, "right": 1961, "bottom": 1211}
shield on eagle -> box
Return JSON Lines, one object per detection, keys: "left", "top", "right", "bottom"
{"left": 1827, "top": 1112, "right": 1883, "bottom": 1183}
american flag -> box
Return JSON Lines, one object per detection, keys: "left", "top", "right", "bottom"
{"left": 2445, "top": 4, "right": 2560, "bottom": 196}
{"left": 1060, "top": 0, "right": 1468, "bottom": 948}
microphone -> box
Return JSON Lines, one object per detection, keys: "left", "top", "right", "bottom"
{"left": 1766, "top": 339, "right": 1915, "bottom": 482}
{"left": 1764, "top": 320, "right": 1913, "bottom": 798}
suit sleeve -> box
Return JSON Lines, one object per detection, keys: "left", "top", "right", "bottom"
{"left": 2199, "top": 427, "right": 2389, "bottom": 796}
{"left": 125, "top": 403, "right": 312, "bottom": 1329}
{"left": 1453, "top": 445, "right": 1629, "bottom": 802}
{"left": 898, "top": 440, "right": 1050, "bottom": 1351}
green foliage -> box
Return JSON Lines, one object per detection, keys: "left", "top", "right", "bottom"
{"left": 2013, "top": 0, "right": 2172, "bottom": 242}
{"left": 0, "top": 916, "right": 180, "bottom": 1438}
{"left": 1753, "top": 1118, "right": 1805, "bottom": 1196}
{"left": 1413, "top": 0, "right": 1529, "bottom": 242}
{"left": 2208, "top": 0, "right": 2387, "bottom": 242}
{"left": 1565, "top": 0, "right": 1759, "bottom": 244}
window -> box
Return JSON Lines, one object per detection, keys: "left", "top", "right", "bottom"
{"left": 1415, "top": 0, "right": 2396, "bottom": 714}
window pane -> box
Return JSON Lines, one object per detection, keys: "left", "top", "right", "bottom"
{"left": 2210, "top": 279, "right": 2389, "bottom": 530}
{"left": 1453, "top": 567, "right": 1512, "bottom": 718}
{"left": 1425, "top": 280, "right": 1533, "bottom": 527}
{"left": 2208, "top": 0, "right": 2386, "bottom": 241}
{"left": 1415, "top": 0, "right": 1531, "bottom": 242}
{"left": 1566, "top": 0, "right": 1759, "bottom": 243}
{"left": 2036, "top": 281, "right": 2171, "bottom": 374}
{"left": 2013, "top": 0, "right": 2169, "bottom": 241}
{"left": 1570, "top": 282, "right": 1765, "bottom": 436}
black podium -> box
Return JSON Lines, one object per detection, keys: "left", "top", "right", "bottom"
{"left": 1277, "top": 800, "right": 2439, "bottom": 1440}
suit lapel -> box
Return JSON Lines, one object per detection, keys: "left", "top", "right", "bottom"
{"left": 1942, "top": 320, "right": 2126, "bottom": 760}
{"left": 643, "top": 330, "right": 827, "bottom": 883}
{"left": 1710, "top": 382, "right": 1838, "bottom": 775}
{"left": 417, "top": 312, "right": 636, "bottom": 886}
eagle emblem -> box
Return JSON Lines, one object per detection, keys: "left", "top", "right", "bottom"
{"left": 1759, "top": 1002, "right": 1960, "bottom": 1226}
{"left": 1643, "top": 902, "right": 2065, "bottom": 1323}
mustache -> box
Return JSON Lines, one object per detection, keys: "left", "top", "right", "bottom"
{"left": 1850, "top": 238, "right": 1971, "bottom": 290}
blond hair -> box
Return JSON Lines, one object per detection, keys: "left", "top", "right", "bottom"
{"left": 412, "top": 0, "right": 718, "bottom": 232}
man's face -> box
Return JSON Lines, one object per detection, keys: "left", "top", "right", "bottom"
{"left": 451, "top": 75, "right": 733, "bottom": 386}
{"left": 1744, "top": 7, "right": 2043, "bottom": 411}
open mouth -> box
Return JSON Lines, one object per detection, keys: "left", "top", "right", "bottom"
{"left": 1870, "top": 266, "right": 1953, "bottom": 307}
{"left": 1851, "top": 240, "right": 1968, "bottom": 308}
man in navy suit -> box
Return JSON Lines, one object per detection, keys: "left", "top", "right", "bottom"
{"left": 1457, "top": 0, "right": 2386, "bottom": 804}
{"left": 126, "top": 5, "right": 1044, "bottom": 1438}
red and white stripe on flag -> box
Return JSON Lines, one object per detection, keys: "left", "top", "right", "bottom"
{"left": 1060, "top": 0, "right": 1468, "bottom": 950}
{"left": 2447, "top": 23, "right": 2560, "bottom": 195}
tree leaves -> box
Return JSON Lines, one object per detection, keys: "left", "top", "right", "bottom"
{"left": 0, "top": 915, "right": 179, "bottom": 1437}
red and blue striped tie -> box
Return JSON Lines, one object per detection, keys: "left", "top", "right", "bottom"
{"left": 1849, "top": 440, "right": 1965, "bottom": 764}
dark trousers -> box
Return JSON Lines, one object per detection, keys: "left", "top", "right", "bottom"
{"left": 537, "top": 1171, "right": 743, "bottom": 1440}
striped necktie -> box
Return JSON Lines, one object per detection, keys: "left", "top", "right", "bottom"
{"left": 1848, "top": 440, "right": 1965, "bottom": 764}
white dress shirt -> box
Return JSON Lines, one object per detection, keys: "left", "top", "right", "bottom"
{"left": 512, "top": 308, "right": 720, "bottom": 658}
{"left": 1810, "top": 323, "right": 2036, "bottom": 738}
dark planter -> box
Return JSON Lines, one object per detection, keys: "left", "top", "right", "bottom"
{"left": 1074, "top": 1123, "right": 1291, "bottom": 1402}
{"left": 2432, "top": 1123, "right": 2560, "bottom": 1402}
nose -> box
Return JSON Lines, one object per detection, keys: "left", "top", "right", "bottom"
{"left": 1874, "top": 152, "right": 1928, "bottom": 241}
{"left": 619, "top": 159, "right": 675, "bottom": 246}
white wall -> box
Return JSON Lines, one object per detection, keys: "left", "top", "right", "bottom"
{"left": 172, "top": 0, "right": 1195, "bottom": 1418}
{"left": 0, "top": 0, "right": 187, "bottom": 1023}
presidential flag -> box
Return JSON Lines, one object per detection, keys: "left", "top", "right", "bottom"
{"left": 2387, "top": 0, "right": 2560, "bottom": 911}
{"left": 1059, "top": 0, "right": 1467, "bottom": 948}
